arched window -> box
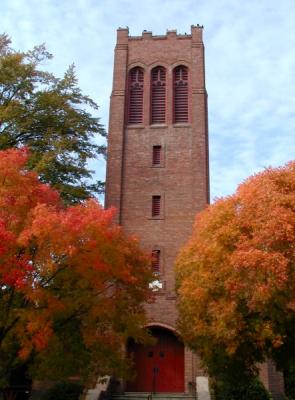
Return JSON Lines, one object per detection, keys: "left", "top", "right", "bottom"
{"left": 173, "top": 66, "right": 188, "bottom": 123}
{"left": 128, "top": 67, "right": 144, "bottom": 124}
{"left": 151, "top": 66, "right": 166, "bottom": 124}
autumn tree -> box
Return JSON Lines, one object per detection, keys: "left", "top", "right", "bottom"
{"left": 175, "top": 162, "right": 295, "bottom": 385}
{"left": 0, "top": 33, "right": 106, "bottom": 204}
{"left": 0, "top": 148, "right": 153, "bottom": 387}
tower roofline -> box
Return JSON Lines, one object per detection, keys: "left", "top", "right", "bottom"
{"left": 116, "top": 25, "right": 204, "bottom": 42}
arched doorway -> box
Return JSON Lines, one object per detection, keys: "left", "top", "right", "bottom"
{"left": 126, "top": 326, "right": 184, "bottom": 393}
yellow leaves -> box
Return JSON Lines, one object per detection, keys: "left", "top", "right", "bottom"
{"left": 0, "top": 52, "right": 26, "bottom": 84}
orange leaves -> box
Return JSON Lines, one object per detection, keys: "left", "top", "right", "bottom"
{"left": 176, "top": 161, "right": 295, "bottom": 365}
{"left": 18, "top": 320, "right": 53, "bottom": 359}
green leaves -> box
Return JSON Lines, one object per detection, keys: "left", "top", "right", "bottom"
{"left": 0, "top": 34, "right": 106, "bottom": 203}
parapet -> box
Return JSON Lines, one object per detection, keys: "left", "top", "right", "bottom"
{"left": 116, "top": 25, "right": 204, "bottom": 43}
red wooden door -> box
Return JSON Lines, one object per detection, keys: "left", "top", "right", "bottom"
{"left": 127, "top": 328, "right": 184, "bottom": 392}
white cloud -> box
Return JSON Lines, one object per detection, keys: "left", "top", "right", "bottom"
{"left": 1, "top": 0, "right": 294, "bottom": 199}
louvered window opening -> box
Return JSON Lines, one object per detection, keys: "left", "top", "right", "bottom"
{"left": 151, "top": 67, "right": 166, "bottom": 124}
{"left": 174, "top": 66, "right": 188, "bottom": 123}
{"left": 153, "top": 145, "right": 161, "bottom": 166}
{"left": 152, "top": 195, "right": 161, "bottom": 217}
{"left": 152, "top": 250, "right": 160, "bottom": 274}
{"left": 128, "top": 67, "right": 144, "bottom": 124}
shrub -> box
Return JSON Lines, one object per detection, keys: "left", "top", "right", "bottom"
{"left": 284, "top": 365, "right": 295, "bottom": 399}
{"left": 40, "top": 381, "right": 84, "bottom": 400}
{"left": 213, "top": 377, "right": 270, "bottom": 400}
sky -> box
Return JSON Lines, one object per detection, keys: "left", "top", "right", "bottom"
{"left": 1, "top": 0, "right": 294, "bottom": 200}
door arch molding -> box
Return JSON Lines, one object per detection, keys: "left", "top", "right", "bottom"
{"left": 144, "top": 322, "right": 178, "bottom": 333}
{"left": 126, "top": 325, "right": 184, "bottom": 393}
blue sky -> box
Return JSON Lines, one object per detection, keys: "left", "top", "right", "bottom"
{"left": 2, "top": 0, "right": 294, "bottom": 200}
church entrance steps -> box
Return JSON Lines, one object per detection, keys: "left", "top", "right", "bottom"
{"left": 112, "top": 392, "right": 196, "bottom": 400}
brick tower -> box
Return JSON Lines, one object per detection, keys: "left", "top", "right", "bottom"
{"left": 105, "top": 26, "right": 209, "bottom": 393}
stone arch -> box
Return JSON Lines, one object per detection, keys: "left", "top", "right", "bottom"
{"left": 170, "top": 60, "right": 190, "bottom": 70}
{"left": 145, "top": 321, "right": 177, "bottom": 333}
{"left": 127, "top": 62, "right": 147, "bottom": 71}
{"left": 148, "top": 61, "right": 169, "bottom": 70}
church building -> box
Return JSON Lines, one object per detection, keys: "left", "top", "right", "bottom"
{"left": 105, "top": 25, "right": 208, "bottom": 394}
{"left": 105, "top": 26, "right": 284, "bottom": 399}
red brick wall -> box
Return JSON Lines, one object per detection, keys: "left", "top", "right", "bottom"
{"left": 105, "top": 26, "right": 209, "bottom": 392}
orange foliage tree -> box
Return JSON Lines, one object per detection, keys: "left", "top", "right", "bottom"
{"left": 175, "top": 162, "right": 295, "bottom": 379}
{"left": 0, "top": 148, "right": 153, "bottom": 385}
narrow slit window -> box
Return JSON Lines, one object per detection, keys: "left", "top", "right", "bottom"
{"left": 128, "top": 67, "right": 144, "bottom": 124}
{"left": 152, "top": 250, "right": 160, "bottom": 274}
{"left": 151, "top": 67, "right": 166, "bottom": 124}
{"left": 152, "top": 195, "right": 161, "bottom": 217}
{"left": 152, "top": 145, "right": 161, "bottom": 166}
{"left": 173, "top": 66, "right": 188, "bottom": 123}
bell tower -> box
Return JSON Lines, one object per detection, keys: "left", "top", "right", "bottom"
{"left": 105, "top": 26, "right": 209, "bottom": 393}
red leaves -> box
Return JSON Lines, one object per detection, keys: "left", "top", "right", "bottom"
{"left": 0, "top": 148, "right": 152, "bottom": 367}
